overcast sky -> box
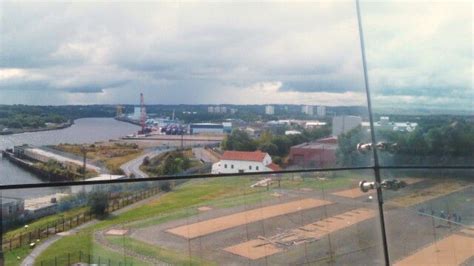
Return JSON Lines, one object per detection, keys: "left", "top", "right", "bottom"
{"left": 0, "top": 1, "right": 472, "bottom": 111}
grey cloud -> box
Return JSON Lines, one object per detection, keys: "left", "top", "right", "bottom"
{"left": 0, "top": 1, "right": 471, "bottom": 110}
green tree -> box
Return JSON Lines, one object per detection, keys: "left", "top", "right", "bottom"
{"left": 87, "top": 190, "right": 109, "bottom": 217}
{"left": 222, "top": 130, "right": 258, "bottom": 151}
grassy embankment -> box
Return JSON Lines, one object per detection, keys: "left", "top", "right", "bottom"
{"left": 140, "top": 149, "right": 203, "bottom": 177}
{"left": 32, "top": 171, "right": 358, "bottom": 265}
{"left": 56, "top": 142, "right": 143, "bottom": 174}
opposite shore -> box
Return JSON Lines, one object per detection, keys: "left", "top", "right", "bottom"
{"left": 0, "top": 120, "right": 74, "bottom": 135}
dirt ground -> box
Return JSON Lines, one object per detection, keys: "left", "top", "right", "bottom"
{"left": 224, "top": 208, "right": 376, "bottom": 260}
{"left": 393, "top": 232, "right": 474, "bottom": 266}
{"left": 167, "top": 198, "right": 332, "bottom": 239}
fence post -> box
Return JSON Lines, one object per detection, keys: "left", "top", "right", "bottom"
{"left": 54, "top": 256, "right": 57, "bottom": 266}
{"left": 68, "top": 253, "right": 71, "bottom": 265}
{"left": 80, "top": 250, "right": 82, "bottom": 262}
{"left": 98, "top": 256, "right": 101, "bottom": 265}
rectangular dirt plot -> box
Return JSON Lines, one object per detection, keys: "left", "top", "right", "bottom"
{"left": 166, "top": 198, "right": 331, "bottom": 239}
{"left": 224, "top": 239, "right": 283, "bottom": 260}
{"left": 224, "top": 208, "right": 376, "bottom": 260}
{"left": 394, "top": 233, "right": 474, "bottom": 266}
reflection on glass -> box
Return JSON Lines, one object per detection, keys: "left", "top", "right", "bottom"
{"left": 380, "top": 169, "right": 473, "bottom": 266}
{"left": 1, "top": 170, "right": 385, "bottom": 265}
{"left": 361, "top": 1, "right": 473, "bottom": 166}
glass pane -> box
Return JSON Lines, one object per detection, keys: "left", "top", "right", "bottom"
{"left": 1, "top": 170, "right": 384, "bottom": 265}
{"left": 360, "top": 1, "right": 473, "bottom": 166}
{"left": 0, "top": 2, "right": 375, "bottom": 187}
{"left": 379, "top": 169, "right": 474, "bottom": 265}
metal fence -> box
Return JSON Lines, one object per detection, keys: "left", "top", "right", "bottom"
{"left": 2, "top": 186, "right": 161, "bottom": 251}
{"left": 39, "top": 250, "right": 135, "bottom": 266}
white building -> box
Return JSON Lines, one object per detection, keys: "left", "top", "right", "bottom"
{"left": 208, "top": 106, "right": 227, "bottom": 114}
{"left": 302, "top": 105, "right": 314, "bottom": 116}
{"left": 132, "top": 106, "right": 141, "bottom": 120}
{"left": 361, "top": 117, "right": 418, "bottom": 132}
{"left": 212, "top": 151, "right": 281, "bottom": 174}
{"left": 305, "top": 121, "right": 327, "bottom": 129}
{"left": 285, "top": 130, "right": 302, "bottom": 135}
{"left": 316, "top": 106, "right": 326, "bottom": 117}
{"left": 265, "top": 105, "right": 275, "bottom": 115}
{"left": 332, "top": 116, "right": 362, "bottom": 136}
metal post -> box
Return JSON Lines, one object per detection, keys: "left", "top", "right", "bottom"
{"left": 355, "top": 0, "right": 390, "bottom": 265}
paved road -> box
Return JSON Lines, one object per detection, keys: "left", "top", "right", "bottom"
{"left": 192, "top": 147, "right": 220, "bottom": 163}
{"left": 120, "top": 148, "right": 172, "bottom": 178}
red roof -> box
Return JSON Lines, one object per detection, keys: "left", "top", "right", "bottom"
{"left": 266, "top": 163, "right": 282, "bottom": 171}
{"left": 221, "top": 150, "right": 268, "bottom": 162}
{"left": 316, "top": 136, "right": 338, "bottom": 144}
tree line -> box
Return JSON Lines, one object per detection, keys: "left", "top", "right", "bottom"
{"left": 221, "top": 127, "right": 331, "bottom": 164}
{"left": 336, "top": 117, "right": 474, "bottom": 166}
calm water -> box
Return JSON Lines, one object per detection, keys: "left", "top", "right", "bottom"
{"left": 0, "top": 118, "right": 139, "bottom": 198}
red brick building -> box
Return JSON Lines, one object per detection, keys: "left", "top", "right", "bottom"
{"left": 288, "top": 137, "right": 337, "bottom": 168}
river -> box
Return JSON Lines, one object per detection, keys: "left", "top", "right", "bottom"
{"left": 0, "top": 118, "right": 139, "bottom": 198}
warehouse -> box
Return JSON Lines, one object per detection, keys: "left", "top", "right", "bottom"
{"left": 288, "top": 137, "right": 337, "bottom": 168}
{"left": 190, "top": 123, "right": 224, "bottom": 135}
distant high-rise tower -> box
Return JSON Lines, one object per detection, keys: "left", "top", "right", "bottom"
{"left": 302, "top": 105, "right": 313, "bottom": 115}
{"left": 265, "top": 105, "right": 275, "bottom": 115}
{"left": 316, "top": 106, "right": 326, "bottom": 117}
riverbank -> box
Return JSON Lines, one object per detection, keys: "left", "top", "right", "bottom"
{"left": 115, "top": 116, "right": 140, "bottom": 126}
{"left": 0, "top": 121, "right": 74, "bottom": 135}
{"left": 1, "top": 150, "right": 77, "bottom": 182}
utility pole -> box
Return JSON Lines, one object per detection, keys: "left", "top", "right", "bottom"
{"left": 81, "top": 147, "right": 87, "bottom": 181}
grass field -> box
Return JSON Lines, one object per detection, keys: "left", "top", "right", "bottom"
{"left": 107, "top": 236, "right": 213, "bottom": 265}
{"left": 388, "top": 181, "right": 468, "bottom": 207}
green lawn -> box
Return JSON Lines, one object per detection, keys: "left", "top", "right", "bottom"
{"left": 32, "top": 232, "right": 148, "bottom": 266}
{"left": 5, "top": 206, "right": 89, "bottom": 239}
{"left": 5, "top": 246, "right": 30, "bottom": 266}
{"left": 107, "top": 236, "right": 214, "bottom": 266}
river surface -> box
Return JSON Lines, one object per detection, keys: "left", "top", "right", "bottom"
{"left": 0, "top": 118, "right": 139, "bottom": 198}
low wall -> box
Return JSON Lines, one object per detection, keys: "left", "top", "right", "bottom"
{"left": 1, "top": 151, "right": 75, "bottom": 182}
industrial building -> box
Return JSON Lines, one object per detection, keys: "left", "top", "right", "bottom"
{"left": 1, "top": 197, "right": 24, "bottom": 220}
{"left": 288, "top": 137, "right": 337, "bottom": 168}
{"left": 332, "top": 116, "right": 362, "bottom": 136}
{"left": 212, "top": 150, "right": 281, "bottom": 174}
{"left": 131, "top": 106, "right": 142, "bottom": 120}
{"left": 361, "top": 116, "right": 418, "bottom": 132}
{"left": 190, "top": 123, "right": 225, "bottom": 135}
